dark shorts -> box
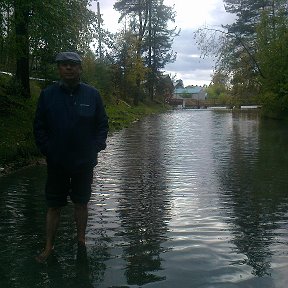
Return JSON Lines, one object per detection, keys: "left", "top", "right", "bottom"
{"left": 45, "top": 167, "right": 94, "bottom": 207}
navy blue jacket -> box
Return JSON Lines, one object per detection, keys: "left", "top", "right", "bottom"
{"left": 33, "top": 82, "right": 109, "bottom": 172}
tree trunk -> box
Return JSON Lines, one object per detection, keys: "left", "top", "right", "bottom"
{"left": 148, "top": 0, "right": 153, "bottom": 101}
{"left": 134, "top": 77, "right": 140, "bottom": 106}
{"left": 14, "top": 0, "right": 30, "bottom": 98}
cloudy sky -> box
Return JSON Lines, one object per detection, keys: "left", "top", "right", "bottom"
{"left": 93, "top": 0, "right": 235, "bottom": 86}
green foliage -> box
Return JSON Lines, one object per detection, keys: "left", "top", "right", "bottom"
{"left": 257, "top": 11, "right": 288, "bottom": 86}
{"left": 107, "top": 101, "right": 168, "bottom": 132}
{"left": 206, "top": 85, "right": 231, "bottom": 105}
{"left": 0, "top": 75, "right": 40, "bottom": 167}
{"left": 81, "top": 53, "right": 114, "bottom": 103}
{"left": 260, "top": 91, "right": 283, "bottom": 118}
{"left": 29, "top": 0, "right": 97, "bottom": 64}
{"left": 206, "top": 71, "right": 228, "bottom": 100}
{"left": 260, "top": 84, "right": 288, "bottom": 119}
{"left": 255, "top": 7, "right": 288, "bottom": 117}
{"left": 0, "top": 0, "right": 98, "bottom": 98}
{"left": 207, "top": 85, "right": 224, "bottom": 100}
{"left": 109, "top": 30, "right": 148, "bottom": 104}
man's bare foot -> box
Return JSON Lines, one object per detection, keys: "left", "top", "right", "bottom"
{"left": 35, "top": 248, "right": 54, "bottom": 263}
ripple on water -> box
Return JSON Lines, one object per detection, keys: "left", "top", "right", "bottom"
{"left": 1, "top": 110, "right": 288, "bottom": 287}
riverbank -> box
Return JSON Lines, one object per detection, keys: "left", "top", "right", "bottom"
{"left": 0, "top": 78, "right": 169, "bottom": 176}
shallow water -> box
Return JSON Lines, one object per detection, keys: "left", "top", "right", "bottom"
{"left": 1, "top": 109, "right": 288, "bottom": 288}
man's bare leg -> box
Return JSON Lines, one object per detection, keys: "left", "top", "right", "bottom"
{"left": 74, "top": 203, "right": 88, "bottom": 245}
{"left": 36, "top": 207, "right": 62, "bottom": 263}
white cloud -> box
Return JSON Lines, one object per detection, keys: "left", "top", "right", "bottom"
{"left": 91, "top": 0, "right": 120, "bottom": 32}
{"left": 162, "top": 0, "right": 235, "bottom": 86}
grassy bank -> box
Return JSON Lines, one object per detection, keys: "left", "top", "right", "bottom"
{"left": 106, "top": 100, "right": 168, "bottom": 132}
{"left": 0, "top": 76, "right": 169, "bottom": 174}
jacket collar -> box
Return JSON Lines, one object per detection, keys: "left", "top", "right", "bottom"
{"left": 59, "top": 80, "right": 81, "bottom": 93}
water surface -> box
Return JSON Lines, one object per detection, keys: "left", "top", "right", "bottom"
{"left": 1, "top": 109, "right": 288, "bottom": 287}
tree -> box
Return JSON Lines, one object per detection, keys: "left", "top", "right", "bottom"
{"left": 114, "top": 0, "right": 150, "bottom": 104}
{"left": 206, "top": 71, "right": 229, "bottom": 104}
{"left": 143, "top": 0, "right": 178, "bottom": 100}
{"left": 29, "top": 0, "right": 98, "bottom": 78}
{"left": 221, "top": 0, "right": 288, "bottom": 83}
{"left": 256, "top": 6, "right": 288, "bottom": 116}
{"left": 0, "top": 0, "right": 98, "bottom": 97}
{"left": 81, "top": 52, "right": 112, "bottom": 95}
{"left": 114, "top": 0, "right": 177, "bottom": 104}
{"left": 195, "top": 0, "right": 288, "bottom": 115}
{"left": 195, "top": 1, "right": 271, "bottom": 102}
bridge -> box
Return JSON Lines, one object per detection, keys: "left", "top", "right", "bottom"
{"left": 168, "top": 98, "right": 231, "bottom": 108}
{"left": 167, "top": 98, "right": 261, "bottom": 109}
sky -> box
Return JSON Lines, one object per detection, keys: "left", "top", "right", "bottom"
{"left": 92, "top": 0, "right": 235, "bottom": 87}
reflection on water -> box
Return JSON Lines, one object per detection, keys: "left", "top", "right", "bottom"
{"left": 115, "top": 116, "right": 171, "bottom": 285}
{"left": 1, "top": 110, "right": 288, "bottom": 287}
{"left": 215, "top": 113, "right": 288, "bottom": 278}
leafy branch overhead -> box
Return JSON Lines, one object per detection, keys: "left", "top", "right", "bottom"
{"left": 194, "top": 26, "right": 264, "bottom": 78}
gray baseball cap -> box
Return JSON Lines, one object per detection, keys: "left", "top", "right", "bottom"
{"left": 55, "top": 52, "right": 82, "bottom": 63}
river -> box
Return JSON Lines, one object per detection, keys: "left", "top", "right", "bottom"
{"left": 1, "top": 109, "right": 288, "bottom": 288}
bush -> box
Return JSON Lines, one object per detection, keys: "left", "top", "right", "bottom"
{"left": 260, "top": 91, "right": 288, "bottom": 119}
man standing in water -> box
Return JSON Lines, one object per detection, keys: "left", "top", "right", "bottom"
{"left": 33, "top": 52, "right": 109, "bottom": 262}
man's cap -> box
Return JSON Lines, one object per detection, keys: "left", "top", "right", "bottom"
{"left": 55, "top": 52, "right": 82, "bottom": 63}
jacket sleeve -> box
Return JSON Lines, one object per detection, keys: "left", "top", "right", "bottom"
{"left": 33, "top": 91, "right": 49, "bottom": 156}
{"left": 93, "top": 93, "right": 109, "bottom": 152}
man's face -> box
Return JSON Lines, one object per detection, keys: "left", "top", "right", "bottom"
{"left": 58, "top": 61, "right": 82, "bottom": 82}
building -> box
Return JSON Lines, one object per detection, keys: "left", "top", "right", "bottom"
{"left": 174, "top": 86, "right": 207, "bottom": 101}
{"left": 168, "top": 86, "right": 207, "bottom": 108}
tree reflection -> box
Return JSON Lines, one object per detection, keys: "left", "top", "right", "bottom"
{"left": 116, "top": 117, "right": 171, "bottom": 285}
{"left": 215, "top": 112, "right": 288, "bottom": 277}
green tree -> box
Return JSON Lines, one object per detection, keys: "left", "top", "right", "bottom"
{"left": 195, "top": 1, "right": 272, "bottom": 104}
{"left": 0, "top": 0, "right": 98, "bottom": 97}
{"left": 114, "top": 0, "right": 150, "bottom": 104}
{"left": 221, "top": 0, "right": 287, "bottom": 89}
{"left": 195, "top": 0, "right": 288, "bottom": 115}
{"left": 206, "top": 71, "right": 230, "bottom": 104}
{"left": 81, "top": 51, "right": 113, "bottom": 102}
{"left": 256, "top": 7, "right": 288, "bottom": 116}
{"left": 29, "top": 0, "right": 97, "bottom": 78}
{"left": 114, "top": 0, "right": 177, "bottom": 104}
{"left": 143, "top": 0, "right": 178, "bottom": 101}
{"left": 110, "top": 29, "right": 148, "bottom": 103}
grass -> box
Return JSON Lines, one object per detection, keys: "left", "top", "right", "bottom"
{"left": 0, "top": 78, "right": 41, "bottom": 170}
{"left": 106, "top": 100, "right": 168, "bottom": 132}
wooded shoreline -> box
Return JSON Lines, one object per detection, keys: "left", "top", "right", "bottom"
{"left": 0, "top": 76, "right": 169, "bottom": 176}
